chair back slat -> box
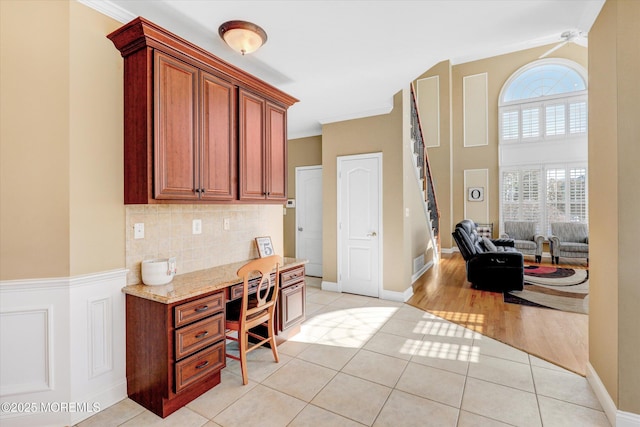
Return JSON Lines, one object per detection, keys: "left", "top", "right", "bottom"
{"left": 236, "top": 255, "right": 280, "bottom": 316}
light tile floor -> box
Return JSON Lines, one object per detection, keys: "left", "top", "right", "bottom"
{"left": 78, "top": 278, "right": 610, "bottom": 427}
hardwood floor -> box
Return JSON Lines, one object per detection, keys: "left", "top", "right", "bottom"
{"left": 407, "top": 253, "right": 589, "bottom": 375}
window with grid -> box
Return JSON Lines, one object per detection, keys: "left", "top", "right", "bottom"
{"left": 498, "top": 59, "right": 588, "bottom": 236}
{"left": 499, "top": 61, "right": 587, "bottom": 143}
{"left": 501, "top": 166, "right": 587, "bottom": 235}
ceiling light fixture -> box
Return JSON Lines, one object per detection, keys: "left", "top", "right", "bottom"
{"left": 218, "top": 20, "right": 267, "bottom": 55}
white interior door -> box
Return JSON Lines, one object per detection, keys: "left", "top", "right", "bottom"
{"left": 295, "top": 166, "right": 323, "bottom": 277}
{"left": 338, "top": 153, "right": 382, "bottom": 298}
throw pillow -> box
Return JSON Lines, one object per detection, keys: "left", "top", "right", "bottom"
{"left": 482, "top": 237, "right": 498, "bottom": 252}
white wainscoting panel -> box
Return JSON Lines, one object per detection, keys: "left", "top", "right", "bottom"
{"left": 0, "top": 269, "right": 127, "bottom": 427}
{"left": 0, "top": 306, "right": 53, "bottom": 396}
{"left": 88, "top": 297, "right": 112, "bottom": 378}
{"left": 69, "top": 269, "right": 127, "bottom": 425}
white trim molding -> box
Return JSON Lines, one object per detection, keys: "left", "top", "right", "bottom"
{"left": 0, "top": 269, "right": 128, "bottom": 427}
{"left": 0, "top": 306, "right": 54, "bottom": 396}
{"left": 587, "top": 362, "right": 640, "bottom": 427}
{"left": 463, "top": 72, "right": 489, "bottom": 147}
{"left": 76, "top": 0, "right": 136, "bottom": 23}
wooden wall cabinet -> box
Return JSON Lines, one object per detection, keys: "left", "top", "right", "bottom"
{"left": 239, "top": 90, "right": 287, "bottom": 202}
{"left": 154, "top": 52, "right": 236, "bottom": 201}
{"left": 108, "top": 17, "right": 297, "bottom": 204}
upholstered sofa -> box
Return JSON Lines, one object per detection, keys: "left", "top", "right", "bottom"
{"left": 452, "top": 220, "right": 524, "bottom": 292}
{"left": 500, "top": 221, "right": 545, "bottom": 263}
{"left": 549, "top": 222, "right": 589, "bottom": 264}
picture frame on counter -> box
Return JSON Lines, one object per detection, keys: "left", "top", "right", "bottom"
{"left": 255, "top": 236, "right": 274, "bottom": 258}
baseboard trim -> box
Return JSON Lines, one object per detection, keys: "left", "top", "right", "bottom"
{"left": 320, "top": 280, "right": 414, "bottom": 303}
{"left": 70, "top": 379, "right": 127, "bottom": 425}
{"left": 380, "top": 286, "right": 413, "bottom": 303}
{"left": 586, "top": 362, "right": 618, "bottom": 425}
{"left": 441, "top": 247, "right": 456, "bottom": 254}
{"left": 321, "top": 281, "right": 340, "bottom": 293}
{"left": 618, "top": 411, "right": 640, "bottom": 427}
{"left": 586, "top": 362, "right": 640, "bottom": 427}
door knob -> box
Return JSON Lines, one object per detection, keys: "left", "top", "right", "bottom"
{"left": 367, "top": 231, "right": 377, "bottom": 237}
{"left": 298, "top": 227, "right": 303, "bottom": 231}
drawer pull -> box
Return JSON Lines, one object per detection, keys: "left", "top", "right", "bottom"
{"left": 194, "top": 305, "right": 209, "bottom": 313}
{"left": 195, "top": 360, "right": 209, "bottom": 369}
{"left": 195, "top": 331, "right": 209, "bottom": 339}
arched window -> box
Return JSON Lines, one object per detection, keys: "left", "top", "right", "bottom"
{"left": 499, "top": 59, "right": 587, "bottom": 142}
{"left": 499, "top": 59, "right": 588, "bottom": 236}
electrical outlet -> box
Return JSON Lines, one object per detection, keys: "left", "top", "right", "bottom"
{"left": 192, "top": 219, "right": 202, "bottom": 235}
{"left": 134, "top": 223, "right": 144, "bottom": 239}
{"left": 223, "top": 218, "right": 230, "bottom": 230}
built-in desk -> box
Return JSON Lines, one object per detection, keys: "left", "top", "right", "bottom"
{"left": 122, "top": 257, "right": 307, "bottom": 418}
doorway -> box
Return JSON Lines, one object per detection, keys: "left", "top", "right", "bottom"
{"left": 295, "top": 166, "right": 323, "bottom": 277}
{"left": 337, "top": 153, "right": 382, "bottom": 298}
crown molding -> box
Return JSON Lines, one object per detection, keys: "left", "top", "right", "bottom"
{"left": 76, "top": 0, "right": 136, "bottom": 24}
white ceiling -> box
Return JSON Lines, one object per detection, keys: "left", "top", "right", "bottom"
{"left": 94, "top": 0, "right": 605, "bottom": 139}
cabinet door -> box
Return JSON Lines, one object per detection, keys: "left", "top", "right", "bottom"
{"left": 239, "top": 89, "right": 266, "bottom": 200}
{"left": 265, "top": 102, "right": 287, "bottom": 201}
{"left": 279, "top": 282, "right": 305, "bottom": 331}
{"left": 154, "top": 52, "right": 199, "bottom": 200}
{"left": 200, "top": 72, "right": 236, "bottom": 200}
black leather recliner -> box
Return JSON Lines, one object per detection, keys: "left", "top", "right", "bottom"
{"left": 452, "top": 219, "right": 524, "bottom": 292}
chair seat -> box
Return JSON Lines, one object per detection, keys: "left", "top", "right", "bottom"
{"left": 225, "top": 255, "right": 281, "bottom": 385}
{"left": 514, "top": 240, "right": 537, "bottom": 251}
{"left": 226, "top": 308, "right": 269, "bottom": 328}
{"left": 557, "top": 242, "right": 589, "bottom": 253}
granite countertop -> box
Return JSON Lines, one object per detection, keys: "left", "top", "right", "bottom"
{"left": 122, "top": 257, "right": 307, "bottom": 304}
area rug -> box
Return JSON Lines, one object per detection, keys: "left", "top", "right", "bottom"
{"left": 503, "top": 266, "right": 589, "bottom": 314}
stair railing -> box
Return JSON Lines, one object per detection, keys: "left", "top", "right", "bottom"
{"left": 410, "top": 84, "right": 440, "bottom": 240}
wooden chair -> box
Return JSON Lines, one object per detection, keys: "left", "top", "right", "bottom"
{"left": 225, "top": 255, "right": 280, "bottom": 385}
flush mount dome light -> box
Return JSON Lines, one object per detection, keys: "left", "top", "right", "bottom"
{"left": 218, "top": 20, "right": 267, "bottom": 55}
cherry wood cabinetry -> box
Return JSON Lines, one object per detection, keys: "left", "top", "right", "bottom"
{"left": 108, "top": 17, "right": 297, "bottom": 204}
{"left": 154, "top": 52, "right": 236, "bottom": 201}
{"left": 239, "top": 90, "right": 287, "bottom": 202}
{"left": 278, "top": 265, "right": 306, "bottom": 332}
{"left": 125, "top": 290, "right": 226, "bottom": 418}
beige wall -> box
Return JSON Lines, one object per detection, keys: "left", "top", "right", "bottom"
{"left": 322, "top": 92, "right": 407, "bottom": 291}
{"left": 589, "top": 0, "right": 640, "bottom": 414}
{"left": 1, "top": 1, "right": 285, "bottom": 286}
{"left": 69, "top": 1, "right": 125, "bottom": 276}
{"left": 416, "top": 61, "right": 453, "bottom": 248}
{"left": 284, "top": 135, "right": 322, "bottom": 257}
{"left": 1, "top": 1, "right": 124, "bottom": 279}
{"left": 449, "top": 44, "right": 587, "bottom": 241}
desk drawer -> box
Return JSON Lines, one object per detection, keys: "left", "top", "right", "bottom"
{"left": 175, "top": 313, "right": 224, "bottom": 360}
{"left": 281, "top": 266, "right": 305, "bottom": 287}
{"left": 229, "top": 274, "right": 276, "bottom": 301}
{"left": 175, "top": 341, "right": 225, "bottom": 393}
{"left": 174, "top": 292, "right": 224, "bottom": 328}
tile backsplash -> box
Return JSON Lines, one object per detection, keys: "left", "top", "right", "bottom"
{"left": 125, "top": 204, "right": 284, "bottom": 285}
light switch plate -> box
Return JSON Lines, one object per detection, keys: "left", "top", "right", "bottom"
{"left": 192, "top": 219, "right": 202, "bottom": 235}
{"left": 223, "top": 218, "right": 230, "bottom": 230}
{"left": 134, "top": 223, "right": 144, "bottom": 239}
